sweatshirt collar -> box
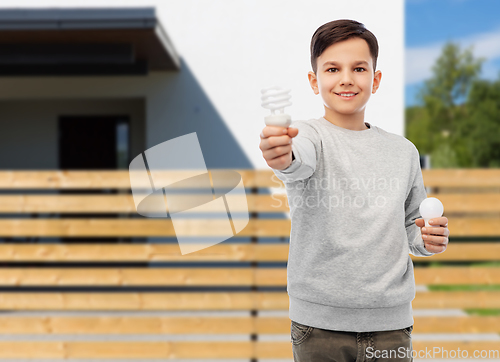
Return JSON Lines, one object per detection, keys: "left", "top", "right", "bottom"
{"left": 319, "top": 117, "right": 378, "bottom": 139}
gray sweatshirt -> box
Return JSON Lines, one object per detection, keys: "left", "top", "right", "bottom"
{"left": 271, "top": 116, "right": 434, "bottom": 333}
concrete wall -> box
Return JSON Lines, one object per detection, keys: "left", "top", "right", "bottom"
{"left": 0, "top": 60, "right": 253, "bottom": 169}
{"left": 0, "top": 99, "right": 145, "bottom": 169}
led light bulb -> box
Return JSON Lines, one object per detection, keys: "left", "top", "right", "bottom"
{"left": 261, "top": 86, "right": 292, "bottom": 127}
{"left": 419, "top": 197, "right": 444, "bottom": 228}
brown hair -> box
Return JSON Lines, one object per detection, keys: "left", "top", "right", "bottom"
{"left": 310, "top": 19, "right": 379, "bottom": 74}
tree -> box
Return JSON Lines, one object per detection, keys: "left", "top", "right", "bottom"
{"left": 405, "top": 41, "right": 500, "bottom": 168}
{"left": 457, "top": 77, "right": 500, "bottom": 167}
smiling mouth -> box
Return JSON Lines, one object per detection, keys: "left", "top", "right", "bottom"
{"left": 335, "top": 92, "right": 358, "bottom": 98}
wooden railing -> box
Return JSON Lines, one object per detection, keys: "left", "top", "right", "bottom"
{"left": 0, "top": 169, "right": 498, "bottom": 359}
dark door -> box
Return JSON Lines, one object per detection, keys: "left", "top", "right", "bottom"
{"left": 57, "top": 115, "right": 131, "bottom": 244}
{"left": 59, "top": 115, "right": 129, "bottom": 169}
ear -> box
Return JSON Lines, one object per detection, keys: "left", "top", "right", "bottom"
{"left": 372, "top": 70, "right": 382, "bottom": 93}
{"left": 308, "top": 71, "right": 319, "bottom": 95}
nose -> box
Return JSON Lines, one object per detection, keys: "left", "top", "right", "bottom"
{"left": 339, "top": 71, "right": 353, "bottom": 86}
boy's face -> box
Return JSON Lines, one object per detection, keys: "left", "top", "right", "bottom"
{"left": 308, "top": 37, "right": 382, "bottom": 121}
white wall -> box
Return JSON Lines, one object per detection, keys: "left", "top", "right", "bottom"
{"left": 0, "top": 0, "right": 404, "bottom": 170}
{"left": 158, "top": 0, "right": 405, "bottom": 168}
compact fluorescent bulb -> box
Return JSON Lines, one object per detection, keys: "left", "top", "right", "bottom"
{"left": 261, "top": 86, "right": 292, "bottom": 127}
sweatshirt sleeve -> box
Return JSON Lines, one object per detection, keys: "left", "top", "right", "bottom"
{"left": 405, "top": 144, "right": 435, "bottom": 257}
{"left": 271, "top": 121, "right": 321, "bottom": 183}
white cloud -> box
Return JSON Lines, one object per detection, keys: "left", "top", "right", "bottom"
{"left": 405, "top": 27, "right": 500, "bottom": 84}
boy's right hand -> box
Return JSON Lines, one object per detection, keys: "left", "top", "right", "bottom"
{"left": 259, "top": 126, "right": 299, "bottom": 170}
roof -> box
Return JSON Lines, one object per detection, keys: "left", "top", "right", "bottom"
{"left": 0, "top": 7, "right": 181, "bottom": 76}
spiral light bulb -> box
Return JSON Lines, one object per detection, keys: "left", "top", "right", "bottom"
{"left": 261, "top": 86, "right": 292, "bottom": 127}
{"left": 419, "top": 197, "right": 444, "bottom": 228}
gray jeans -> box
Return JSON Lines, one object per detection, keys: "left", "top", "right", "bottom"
{"left": 291, "top": 320, "right": 414, "bottom": 362}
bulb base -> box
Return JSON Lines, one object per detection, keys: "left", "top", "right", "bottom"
{"left": 424, "top": 218, "right": 440, "bottom": 228}
{"left": 265, "top": 114, "right": 291, "bottom": 127}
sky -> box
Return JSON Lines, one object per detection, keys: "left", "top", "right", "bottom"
{"left": 405, "top": 0, "right": 500, "bottom": 107}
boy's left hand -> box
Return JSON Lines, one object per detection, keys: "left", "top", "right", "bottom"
{"left": 415, "top": 217, "right": 449, "bottom": 254}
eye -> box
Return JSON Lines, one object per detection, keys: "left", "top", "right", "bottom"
{"left": 327, "top": 67, "right": 366, "bottom": 73}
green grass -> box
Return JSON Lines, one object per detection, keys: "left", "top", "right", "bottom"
{"left": 417, "top": 260, "right": 500, "bottom": 316}
{"left": 426, "top": 261, "right": 500, "bottom": 267}
{"left": 464, "top": 309, "right": 500, "bottom": 316}
{"left": 468, "top": 261, "right": 500, "bottom": 267}
{"left": 428, "top": 285, "right": 500, "bottom": 291}
{"left": 426, "top": 285, "right": 500, "bottom": 316}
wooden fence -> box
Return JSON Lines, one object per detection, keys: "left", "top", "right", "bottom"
{"left": 0, "top": 169, "right": 497, "bottom": 359}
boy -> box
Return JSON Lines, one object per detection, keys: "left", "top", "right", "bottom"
{"left": 259, "top": 19, "right": 450, "bottom": 361}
